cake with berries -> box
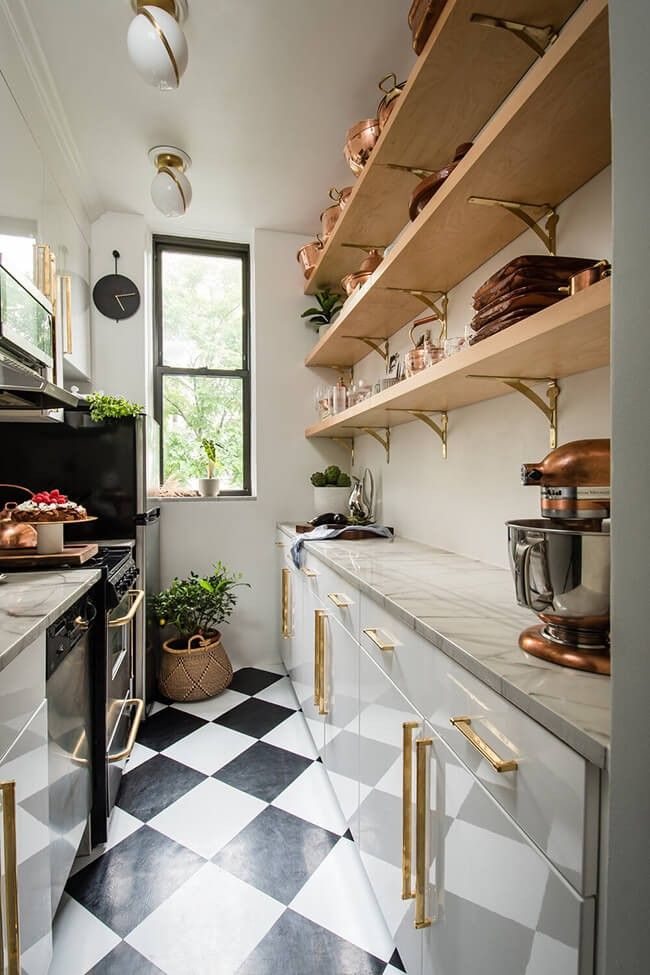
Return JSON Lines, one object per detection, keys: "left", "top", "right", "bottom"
{"left": 11, "top": 489, "right": 88, "bottom": 523}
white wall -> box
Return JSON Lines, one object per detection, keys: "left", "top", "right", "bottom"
{"left": 342, "top": 167, "right": 612, "bottom": 567}
{"left": 159, "top": 228, "right": 339, "bottom": 667}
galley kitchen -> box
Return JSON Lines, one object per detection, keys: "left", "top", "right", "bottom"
{"left": 0, "top": 2, "right": 647, "bottom": 975}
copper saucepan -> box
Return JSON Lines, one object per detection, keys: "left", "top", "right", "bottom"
{"left": 344, "top": 118, "right": 381, "bottom": 176}
{"left": 341, "top": 247, "right": 383, "bottom": 296}
{"left": 559, "top": 260, "right": 611, "bottom": 296}
{"left": 0, "top": 484, "right": 37, "bottom": 549}
{"left": 320, "top": 186, "right": 354, "bottom": 240}
{"left": 377, "top": 73, "right": 406, "bottom": 131}
{"left": 408, "top": 142, "right": 473, "bottom": 221}
{"left": 296, "top": 237, "right": 325, "bottom": 280}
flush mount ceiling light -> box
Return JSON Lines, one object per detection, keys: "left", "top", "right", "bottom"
{"left": 149, "top": 146, "right": 192, "bottom": 217}
{"left": 128, "top": 0, "right": 189, "bottom": 90}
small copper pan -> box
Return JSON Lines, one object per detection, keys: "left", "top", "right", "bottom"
{"left": 340, "top": 247, "right": 383, "bottom": 295}
{"left": 329, "top": 186, "right": 353, "bottom": 210}
{"left": 408, "top": 142, "right": 473, "bottom": 221}
{"left": 344, "top": 118, "right": 381, "bottom": 176}
{"left": 296, "top": 237, "right": 324, "bottom": 280}
{"left": 377, "top": 73, "right": 405, "bottom": 131}
{"left": 559, "top": 260, "right": 611, "bottom": 296}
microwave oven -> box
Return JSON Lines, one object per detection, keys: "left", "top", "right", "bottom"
{"left": 0, "top": 259, "right": 54, "bottom": 370}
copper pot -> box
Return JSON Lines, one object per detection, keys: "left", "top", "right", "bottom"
{"left": 330, "top": 186, "right": 353, "bottom": 210}
{"left": 408, "top": 142, "right": 473, "bottom": 221}
{"left": 0, "top": 484, "right": 37, "bottom": 550}
{"left": 341, "top": 247, "right": 383, "bottom": 295}
{"left": 344, "top": 118, "right": 381, "bottom": 176}
{"left": 296, "top": 237, "right": 324, "bottom": 280}
{"left": 559, "top": 260, "right": 611, "bottom": 296}
{"left": 321, "top": 186, "right": 354, "bottom": 238}
{"left": 377, "top": 73, "right": 405, "bottom": 131}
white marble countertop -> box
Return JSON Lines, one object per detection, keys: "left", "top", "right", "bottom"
{"left": 278, "top": 525, "right": 611, "bottom": 768}
{"left": 0, "top": 569, "right": 102, "bottom": 673}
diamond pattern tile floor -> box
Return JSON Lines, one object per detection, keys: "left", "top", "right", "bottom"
{"left": 53, "top": 666, "right": 397, "bottom": 974}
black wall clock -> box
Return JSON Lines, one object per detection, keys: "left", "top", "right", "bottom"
{"left": 93, "top": 250, "right": 141, "bottom": 322}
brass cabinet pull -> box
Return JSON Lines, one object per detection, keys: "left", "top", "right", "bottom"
{"left": 281, "top": 568, "right": 291, "bottom": 638}
{"left": 0, "top": 780, "right": 20, "bottom": 973}
{"left": 327, "top": 592, "right": 352, "bottom": 608}
{"left": 363, "top": 627, "right": 395, "bottom": 652}
{"left": 402, "top": 721, "right": 419, "bottom": 900}
{"left": 108, "top": 589, "right": 145, "bottom": 628}
{"left": 275, "top": 541, "right": 285, "bottom": 548}
{"left": 107, "top": 699, "right": 145, "bottom": 764}
{"left": 302, "top": 567, "right": 318, "bottom": 578}
{"left": 415, "top": 738, "right": 433, "bottom": 929}
{"left": 314, "top": 609, "right": 328, "bottom": 714}
{"left": 450, "top": 716, "right": 518, "bottom": 773}
{"left": 60, "top": 273, "right": 73, "bottom": 354}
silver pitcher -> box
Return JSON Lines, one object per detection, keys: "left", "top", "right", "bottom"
{"left": 348, "top": 468, "right": 375, "bottom": 523}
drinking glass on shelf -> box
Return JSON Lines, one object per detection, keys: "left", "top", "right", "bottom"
{"left": 314, "top": 384, "right": 330, "bottom": 418}
{"left": 444, "top": 336, "right": 465, "bottom": 357}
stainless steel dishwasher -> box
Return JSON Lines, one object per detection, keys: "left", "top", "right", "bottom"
{"left": 46, "top": 589, "right": 96, "bottom": 916}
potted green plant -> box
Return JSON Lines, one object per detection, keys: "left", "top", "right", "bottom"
{"left": 301, "top": 288, "right": 344, "bottom": 337}
{"left": 311, "top": 465, "right": 351, "bottom": 516}
{"left": 151, "top": 562, "right": 248, "bottom": 701}
{"left": 199, "top": 438, "right": 222, "bottom": 497}
{"left": 85, "top": 392, "right": 143, "bottom": 422}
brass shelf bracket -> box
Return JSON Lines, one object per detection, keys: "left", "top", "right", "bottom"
{"left": 384, "top": 163, "right": 436, "bottom": 179}
{"left": 467, "top": 197, "right": 559, "bottom": 255}
{"left": 470, "top": 13, "right": 556, "bottom": 59}
{"left": 324, "top": 436, "right": 355, "bottom": 467}
{"left": 467, "top": 375, "right": 560, "bottom": 448}
{"left": 387, "top": 410, "right": 448, "bottom": 459}
{"left": 341, "top": 336, "right": 389, "bottom": 361}
{"left": 320, "top": 364, "right": 354, "bottom": 384}
{"left": 359, "top": 426, "right": 391, "bottom": 463}
{"left": 341, "top": 242, "right": 387, "bottom": 253}
{"left": 383, "top": 287, "right": 449, "bottom": 343}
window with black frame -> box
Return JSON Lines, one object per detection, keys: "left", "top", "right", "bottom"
{"left": 153, "top": 236, "right": 251, "bottom": 495}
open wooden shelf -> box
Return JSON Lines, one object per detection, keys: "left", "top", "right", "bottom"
{"left": 305, "top": 0, "right": 610, "bottom": 369}
{"left": 305, "top": 277, "right": 610, "bottom": 438}
{"left": 306, "top": 0, "right": 586, "bottom": 297}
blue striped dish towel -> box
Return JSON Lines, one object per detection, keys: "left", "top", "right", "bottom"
{"left": 290, "top": 524, "right": 393, "bottom": 568}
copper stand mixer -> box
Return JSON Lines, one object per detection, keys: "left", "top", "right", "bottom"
{"left": 507, "top": 440, "right": 611, "bottom": 675}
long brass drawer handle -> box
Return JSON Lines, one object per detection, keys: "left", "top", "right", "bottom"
{"left": 363, "top": 627, "right": 395, "bottom": 652}
{"left": 415, "top": 737, "right": 433, "bottom": 929}
{"left": 107, "top": 699, "right": 145, "bottom": 764}
{"left": 314, "top": 609, "right": 328, "bottom": 714}
{"left": 450, "top": 717, "right": 518, "bottom": 773}
{"left": 302, "top": 567, "right": 318, "bottom": 578}
{"left": 281, "top": 568, "right": 291, "bottom": 638}
{"left": 108, "top": 589, "right": 145, "bottom": 627}
{"left": 0, "top": 779, "right": 20, "bottom": 973}
{"left": 402, "top": 721, "right": 419, "bottom": 901}
{"left": 328, "top": 592, "right": 352, "bottom": 608}
{"left": 275, "top": 541, "right": 285, "bottom": 548}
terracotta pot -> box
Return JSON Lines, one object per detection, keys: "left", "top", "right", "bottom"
{"left": 158, "top": 631, "right": 233, "bottom": 702}
{"left": 344, "top": 118, "right": 380, "bottom": 176}
{"left": 409, "top": 142, "right": 473, "bottom": 221}
{"left": 377, "top": 73, "right": 405, "bottom": 130}
{"left": 296, "top": 238, "right": 324, "bottom": 279}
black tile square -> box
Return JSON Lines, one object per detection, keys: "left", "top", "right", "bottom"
{"left": 136, "top": 708, "right": 207, "bottom": 751}
{"left": 388, "top": 948, "right": 406, "bottom": 972}
{"left": 235, "top": 909, "right": 386, "bottom": 975}
{"left": 117, "top": 754, "right": 206, "bottom": 821}
{"left": 213, "top": 741, "right": 311, "bottom": 802}
{"left": 89, "top": 941, "right": 165, "bottom": 973}
{"left": 66, "top": 826, "right": 204, "bottom": 937}
{"left": 214, "top": 697, "right": 294, "bottom": 738}
{"left": 214, "top": 805, "right": 338, "bottom": 904}
{"left": 229, "top": 667, "right": 283, "bottom": 695}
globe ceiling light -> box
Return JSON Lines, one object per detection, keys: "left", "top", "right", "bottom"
{"left": 149, "top": 146, "right": 192, "bottom": 217}
{"left": 127, "top": 0, "right": 189, "bottom": 90}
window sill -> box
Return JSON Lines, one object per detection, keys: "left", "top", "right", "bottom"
{"left": 153, "top": 495, "right": 257, "bottom": 502}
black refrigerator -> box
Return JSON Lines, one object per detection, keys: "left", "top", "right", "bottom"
{"left": 0, "top": 409, "right": 161, "bottom": 707}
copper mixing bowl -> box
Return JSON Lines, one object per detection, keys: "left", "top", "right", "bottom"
{"left": 344, "top": 118, "right": 381, "bottom": 176}
{"left": 296, "top": 239, "right": 324, "bottom": 279}
{"left": 409, "top": 142, "right": 473, "bottom": 221}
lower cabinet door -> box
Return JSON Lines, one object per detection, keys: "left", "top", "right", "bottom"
{"left": 358, "top": 649, "right": 425, "bottom": 975}
{"left": 0, "top": 700, "right": 52, "bottom": 975}
{"left": 289, "top": 587, "right": 326, "bottom": 752}
{"left": 421, "top": 719, "right": 595, "bottom": 975}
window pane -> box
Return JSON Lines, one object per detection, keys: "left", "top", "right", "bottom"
{"left": 162, "top": 374, "right": 245, "bottom": 490}
{"left": 161, "top": 250, "right": 243, "bottom": 369}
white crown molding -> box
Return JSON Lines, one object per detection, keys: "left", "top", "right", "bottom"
{"left": 0, "top": 0, "right": 104, "bottom": 222}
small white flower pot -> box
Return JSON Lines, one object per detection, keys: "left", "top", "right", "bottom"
{"left": 199, "top": 477, "right": 220, "bottom": 498}
{"left": 313, "top": 486, "right": 350, "bottom": 517}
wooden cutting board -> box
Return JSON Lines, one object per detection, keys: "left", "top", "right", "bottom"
{"left": 0, "top": 543, "right": 99, "bottom": 568}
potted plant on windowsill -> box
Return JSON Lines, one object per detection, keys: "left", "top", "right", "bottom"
{"left": 199, "top": 438, "right": 222, "bottom": 497}
{"left": 311, "top": 465, "right": 351, "bottom": 516}
{"left": 152, "top": 562, "right": 249, "bottom": 702}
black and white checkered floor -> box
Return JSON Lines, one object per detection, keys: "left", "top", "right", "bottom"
{"left": 51, "top": 666, "right": 405, "bottom": 974}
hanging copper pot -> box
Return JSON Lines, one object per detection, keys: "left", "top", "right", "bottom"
{"left": 377, "top": 73, "right": 406, "bottom": 131}
{"left": 408, "top": 142, "right": 473, "bottom": 221}
{"left": 330, "top": 186, "right": 353, "bottom": 210}
{"left": 296, "top": 237, "right": 324, "bottom": 280}
{"left": 320, "top": 186, "right": 354, "bottom": 240}
{"left": 344, "top": 118, "right": 381, "bottom": 176}
{"left": 0, "top": 484, "right": 37, "bottom": 549}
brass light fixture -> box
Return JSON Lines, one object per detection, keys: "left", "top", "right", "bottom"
{"left": 149, "top": 146, "right": 192, "bottom": 217}
{"left": 127, "top": 0, "right": 189, "bottom": 90}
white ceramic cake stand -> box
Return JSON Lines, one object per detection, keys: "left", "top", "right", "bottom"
{"left": 21, "top": 517, "right": 97, "bottom": 555}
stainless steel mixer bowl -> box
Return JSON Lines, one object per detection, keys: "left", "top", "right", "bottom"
{"left": 507, "top": 519, "right": 610, "bottom": 647}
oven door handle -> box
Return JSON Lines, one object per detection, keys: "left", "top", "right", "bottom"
{"left": 108, "top": 589, "right": 145, "bottom": 628}
{"left": 107, "top": 698, "right": 145, "bottom": 764}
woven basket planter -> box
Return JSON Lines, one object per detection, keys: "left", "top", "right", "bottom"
{"left": 158, "top": 631, "right": 233, "bottom": 702}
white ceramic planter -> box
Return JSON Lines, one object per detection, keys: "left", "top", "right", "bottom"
{"left": 313, "top": 485, "right": 350, "bottom": 516}
{"left": 199, "top": 477, "right": 220, "bottom": 498}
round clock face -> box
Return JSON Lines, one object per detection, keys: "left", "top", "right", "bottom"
{"left": 92, "top": 273, "right": 141, "bottom": 321}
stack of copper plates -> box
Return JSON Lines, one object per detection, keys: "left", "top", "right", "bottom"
{"left": 469, "top": 256, "right": 599, "bottom": 344}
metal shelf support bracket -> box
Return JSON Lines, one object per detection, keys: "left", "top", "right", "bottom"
{"left": 383, "top": 287, "right": 449, "bottom": 342}
{"left": 467, "top": 375, "right": 560, "bottom": 448}
{"left": 320, "top": 365, "right": 354, "bottom": 384}
{"left": 387, "top": 410, "right": 448, "bottom": 459}
{"left": 359, "top": 426, "right": 391, "bottom": 464}
{"left": 341, "top": 336, "right": 389, "bottom": 361}
{"left": 467, "top": 197, "right": 559, "bottom": 255}
{"left": 470, "top": 13, "right": 557, "bottom": 59}
{"left": 324, "top": 436, "right": 355, "bottom": 467}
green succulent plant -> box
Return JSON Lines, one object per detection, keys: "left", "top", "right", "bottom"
{"left": 301, "top": 288, "right": 344, "bottom": 329}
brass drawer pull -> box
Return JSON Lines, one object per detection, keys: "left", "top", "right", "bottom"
{"left": 0, "top": 780, "right": 20, "bottom": 972}
{"left": 450, "top": 716, "right": 518, "bottom": 773}
{"left": 281, "top": 568, "right": 291, "bottom": 638}
{"left": 107, "top": 699, "right": 145, "bottom": 764}
{"left": 302, "top": 567, "right": 318, "bottom": 578}
{"left": 314, "top": 609, "right": 328, "bottom": 714}
{"left": 415, "top": 737, "right": 433, "bottom": 929}
{"left": 108, "top": 589, "right": 145, "bottom": 628}
{"left": 363, "top": 627, "right": 395, "bottom": 652}
{"left": 402, "top": 721, "right": 419, "bottom": 901}
{"left": 275, "top": 541, "right": 285, "bottom": 548}
{"left": 328, "top": 592, "right": 352, "bottom": 608}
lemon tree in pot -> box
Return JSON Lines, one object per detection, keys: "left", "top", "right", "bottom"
{"left": 152, "top": 562, "right": 248, "bottom": 702}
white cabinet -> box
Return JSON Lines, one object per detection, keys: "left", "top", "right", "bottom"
{"left": 0, "top": 700, "right": 52, "bottom": 975}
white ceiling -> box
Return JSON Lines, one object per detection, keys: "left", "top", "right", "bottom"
{"left": 27, "top": 0, "right": 415, "bottom": 238}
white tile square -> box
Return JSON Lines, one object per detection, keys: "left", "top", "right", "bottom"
{"left": 374, "top": 757, "right": 402, "bottom": 799}
{"left": 105, "top": 806, "right": 144, "bottom": 850}
{"left": 171, "top": 688, "right": 248, "bottom": 721}
{"left": 149, "top": 702, "right": 168, "bottom": 716}
{"left": 253, "top": 660, "right": 286, "bottom": 675}
{"left": 126, "top": 862, "right": 284, "bottom": 975}
{"left": 161, "top": 722, "right": 254, "bottom": 775}
{"left": 254, "top": 676, "right": 299, "bottom": 709}
{"left": 50, "top": 893, "right": 120, "bottom": 975}
{"left": 149, "top": 778, "right": 266, "bottom": 859}
{"left": 272, "top": 762, "right": 347, "bottom": 835}
{"left": 124, "top": 742, "right": 157, "bottom": 774}
{"left": 290, "top": 838, "right": 393, "bottom": 961}
{"left": 261, "top": 710, "right": 318, "bottom": 759}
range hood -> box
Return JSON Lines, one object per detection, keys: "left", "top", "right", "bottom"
{"left": 0, "top": 348, "right": 78, "bottom": 415}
